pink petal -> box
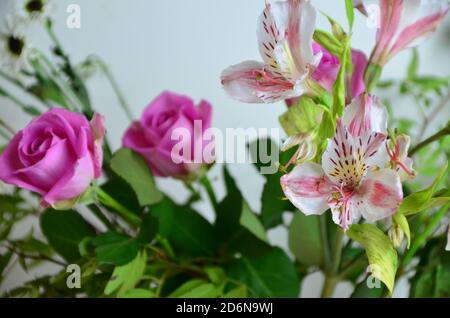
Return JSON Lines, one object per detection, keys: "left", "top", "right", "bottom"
{"left": 388, "top": 7, "right": 449, "bottom": 58}
{"left": 350, "top": 49, "right": 368, "bottom": 99}
{"left": 352, "top": 168, "right": 403, "bottom": 222}
{"left": 343, "top": 95, "right": 387, "bottom": 138}
{"left": 90, "top": 113, "right": 105, "bottom": 178}
{"left": 221, "top": 61, "right": 296, "bottom": 103}
{"left": 280, "top": 162, "right": 333, "bottom": 215}
{"left": 42, "top": 154, "right": 95, "bottom": 206}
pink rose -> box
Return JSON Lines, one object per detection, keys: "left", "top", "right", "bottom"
{"left": 123, "top": 91, "right": 213, "bottom": 178}
{"left": 0, "top": 108, "right": 105, "bottom": 207}
{"left": 312, "top": 42, "right": 368, "bottom": 100}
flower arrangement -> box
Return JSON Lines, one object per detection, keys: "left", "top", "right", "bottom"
{"left": 0, "top": 0, "right": 449, "bottom": 298}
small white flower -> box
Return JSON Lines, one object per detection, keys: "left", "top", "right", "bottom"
{"left": 0, "top": 15, "right": 30, "bottom": 74}
{"left": 20, "top": 0, "right": 54, "bottom": 21}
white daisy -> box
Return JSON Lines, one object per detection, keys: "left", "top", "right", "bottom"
{"left": 21, "top": 0, "right": 55, "bottom": 21}
{"left": 0, "top": 15, "right": 30, "bottom": 73}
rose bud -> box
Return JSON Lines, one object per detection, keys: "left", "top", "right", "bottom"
{"left": 123, "top": 91, "right": 214, "bottom": 179}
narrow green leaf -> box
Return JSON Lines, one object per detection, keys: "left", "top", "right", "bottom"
{"left": 345, "top": 0, "right": 355, "bottom": 29}
{"left": 313, "top": 29, "right": 343, "bottom": 57}
{"left": 205, "top": 267, "right": 226, "bottom": 285}
{"left": 399, "top": 162, "right": 448, "bottom": 216}
{"left": 240, "top": 202, "right": 268, "bottom": 243}
{"left": 332, "top": 38, "right": 350, "bottom": 117}
{"left": 110, "top": 148, "right": 163, "bottom": 206}
{"left": 175, "top": 283, "right": 223, "bottom": 298}
{"left": 393, "top": 212, "right": 411, "bottom": 248}
{"left": 347, "top": 224, "right": 398, "bottom": 295}
{"left": 288, "top": 213, "right": 323, "bottom": 266}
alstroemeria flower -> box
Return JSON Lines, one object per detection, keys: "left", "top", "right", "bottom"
{"left": 357, "top": 0, "right": 449, "bottom": 65}
{"left": 281, "top": 95, "right": 403, "bottom": 230}
{"left": 221, "top": 0, "right": 321, "bottom": 103}
{"left": 386, "top": 134, "right": 415, "bottom": 181}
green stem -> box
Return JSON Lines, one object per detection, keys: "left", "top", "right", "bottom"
{"left": 321, "top": 229, "right": 344, "bottom": 298}
{"left": 320, "top": 276, "right": 338, "bottom": 298}
{"left": 200, "top": 176, "right": 219, "bottom": 214}
{"left": 88, "top": 204, "right": 115, "bottom": 230}
{"left": 0, "top": 70, "right": 51, "bottom": 109}
{"left": 319, "top": 214, "right": 332, "bottom": 269}
{"left": 93, "top": 56, "right": 133, "bottom": 121}
{"left": 95, "top": 187, "right": 141, "bottom": 227}
{"left": 409, "top": 124, "right": 450, "bottom": 156}
{"left": 401, "top": 204, "right": 449, "bottom": 268}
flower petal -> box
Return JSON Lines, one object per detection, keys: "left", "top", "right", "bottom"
{"left": 280, "top": 162, "right": 332, "bottom": 215}
{"left": 352, "top": 168, "right": 403, "bottom": 222}
{"left": 343, "top": 95, "right": 388, "bottom": 137}
{"left": 389, "top": 4, "right": 449, "bottom": 57}
{"left": 221, "top": 61, "right": 297, "bottom": 103}
{"left": 257, "top": 0, "right": 319, "bottom": 80}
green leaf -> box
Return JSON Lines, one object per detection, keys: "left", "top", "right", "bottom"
{"left": 313, "top": 30, "right": 343, "bottom": 57}
{"left": 347, "top": 224, "right": 398, "bottom": 295}
{"left": 332, "top": 37, "right": 350, "bottom": 117}
{"left": 93, "top": 232, "right": 140, "bottom": 266}
{"left": 214, "top": 166, "right": 272, "bottom": 257}
{"left": 288, "top": 213, "right": 323, "bottom": 266}
{"left": 136, "top": 213, "right": 158, "bottom": 244}
{"left": 223, "top": 285, "right": 248, "bottom": 298}
{"left": 205, "top": 267, "right": 226, "bottom": 285}
{"left": 393, "top": 212, "right": 411, "bottom": 248}
{"left": 175, "top": 283, "right": 223, "bottom": 298}
{"left": 399, "top": 162, "right": 448, "bottom": 216}
{"left": 152, "top": 198, "right": 216, "bottom": 257}
{"left": 40, "top": 209, "right": 96, "bottom": 262}
{"left": 0, "top": 251, "right": 13, "bottom": 277}
{"left": 110, "top": 148, "right": 163, "bottom": 206}
{"left": 240, "top": 202, "right": 268, "bottom": 243}
{"left": 278, "top": 96, "right": 323, "bottom": 136}
{"left": 104, "top": 250, "right": 147, "bottom": 295}
{"left": 168, "top": 279, "right": 207, "bottom": 297}
{"left": 119, "top": 288, "right": 155, "bottom": 298}
{"left": 248, "top": 139, "right": 294, "bottom": 229}
{"left": 351, "top": 278, "right": 387, "bottom": 298}
{"left": 345, "top": 0, "right": 354, "bottom": 29}
{"left": 226, "top": 248, "right": 300, "bottom": 298}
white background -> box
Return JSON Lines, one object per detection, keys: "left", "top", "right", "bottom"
{"left": 0, "top": 0, "right": 449, "bottom": 297}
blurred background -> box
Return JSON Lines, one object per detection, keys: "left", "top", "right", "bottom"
{"left": 0, "top": 0, "right": 449, "bottom": 297}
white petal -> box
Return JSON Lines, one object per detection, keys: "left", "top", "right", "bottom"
{"left": 352, "top": 168, "right": 403, "bottom": 222}
{"left": 343, "top": 95, "right": 388, "bottom": 137}
{"left": 280, "top": 162, "right": 332, "bottom": 215}
{"left": 221, "top": 61, "right": 295, "bottom": 103}
{"left": 446, "top": 226, "right": 450, "bottom": 251}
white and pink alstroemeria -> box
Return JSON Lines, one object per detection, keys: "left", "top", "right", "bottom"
{"left": 356, "top": 0, "right": 449, "bottom": 65}
{"left": 386, "top": 134, "right": 415, "bottom": 181}
{"left": 221, "top": 0, "right": 322, "bottom": 103}
{"left": 281, "top": 95, "right": 403, "bottom": 230}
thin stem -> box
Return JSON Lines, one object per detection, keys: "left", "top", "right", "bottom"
{"left": 200, "top": 176, "right": 219, "bottom": 214}
{"left": 401, "top": 204, "right": 449, "bottom": 268}
{"left": 416, "top": 90, "right": 450, "bottom": 142}
{"left": 93, "top": 56, "right": 134, "bottom": 121}
{"left": 409, "top": 124, "right": 450, "bottom": 156}
{"left": 319, "top": 214, "right": 331, "bottom": 270}
{"left": 320, "top": 276, "right": 338, "bottom": 298}
{"left": 0, "top": 70, "right": 52, "bottom": 109}
{"left": 321, "top": 229, "right": 344, "bottom": 298}
{"left": 95, "top": 187, "right": 141, "bottom": 227}
{"left": 6, "top": 245, "right": 66, "bottom": 267}
{"left": 88, "top": 204, "right": 115, "bottom": 230}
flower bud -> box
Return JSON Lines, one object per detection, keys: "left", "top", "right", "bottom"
{"left": 389, "top": 224, "right": 405, "bottom": 249}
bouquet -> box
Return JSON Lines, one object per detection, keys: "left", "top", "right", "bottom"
{"left": 0, "top": 0, "right": 449, "bottom": 298}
